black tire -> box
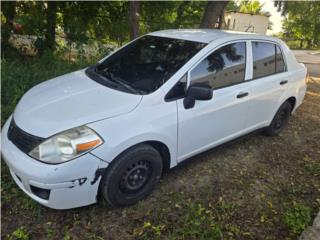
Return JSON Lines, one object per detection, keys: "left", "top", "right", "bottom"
{"left": 99, "top": 144, "right": 163, "bottom": 207}
{"left": 263, "top": 101, "right": 292, "bottom": 136}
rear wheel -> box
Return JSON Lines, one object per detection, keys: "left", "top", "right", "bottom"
{"left": 263, "top": 101, "right": 292, "bottom": 136}
{"left": 100, "top": 144, "right": 163, "bottom": 207}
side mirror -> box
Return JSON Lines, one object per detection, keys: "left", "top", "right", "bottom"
{"left": 183, "top": 83, "right": 213, "bottom": 109}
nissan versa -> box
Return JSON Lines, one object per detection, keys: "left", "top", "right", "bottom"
{"left": 1, "top": 30, "right": 307, "bottom": 209}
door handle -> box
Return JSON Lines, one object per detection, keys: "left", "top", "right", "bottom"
{"left": 280, "top": 80, "right": 288, "bottom": 85}
{"left": 237, "top": 92, "right": 248, "bottom": 98}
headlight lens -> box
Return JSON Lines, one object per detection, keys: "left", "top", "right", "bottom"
{"left": 29, "top": 126, "right": 103, "bottom": 164}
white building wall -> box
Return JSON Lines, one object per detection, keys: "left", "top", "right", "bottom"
{"left": 225, "top": 12, "right": 269, "bottom": 35}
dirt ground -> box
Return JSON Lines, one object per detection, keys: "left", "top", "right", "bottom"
{"left": 1, "top": 77, "right": 320, "bottom": 239}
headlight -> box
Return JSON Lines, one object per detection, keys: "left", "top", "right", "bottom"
{"left": 29, "top": 126, "right": 103, "bottom": 164}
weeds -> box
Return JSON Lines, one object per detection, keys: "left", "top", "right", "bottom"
{"left": 133, "top": 199, "right": 241, "bottom": 240}
{"left": 283, "top": 202, "right": 312, "bottom": 235}
{"left": 7, "top": 227, "right": 29, "bottom": 240}
{"left": 1, "top": 50, "right": 98, "bottom": 125}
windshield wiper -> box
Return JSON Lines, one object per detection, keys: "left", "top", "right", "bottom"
{"left": 108, "top": 72, "right": 143, "bottom": 95}
{"left": 96, "top": 68, "right": 142, "bottom": 94}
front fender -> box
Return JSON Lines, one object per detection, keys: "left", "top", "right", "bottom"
{"left": 88, "top": 101, "right": 178, "bottom": 168}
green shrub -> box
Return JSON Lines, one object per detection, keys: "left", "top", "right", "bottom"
{"left": 1, "top": 50, "right": 94, "bottom": 125}
{"left": 283, "top": 202, "right": 312, "bottom": 235}
{"left": 8, "top": 227, "right": 29, "bottom": 240}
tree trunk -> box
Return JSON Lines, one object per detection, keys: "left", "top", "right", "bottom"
{"left": 129, "top": 1, "right": 140, "bottom": 40}
{"left": 307, "top": 39, "right": 312, "bottom": 49}
{"left": 46, "top": 1, "right": 57, "bottom": 49}
{"left": 299, "top": 40, "right": 303, "bottom": 49}
{"left": 218, "top": 11, "right": 225, "bottom": 29}
{"left": 200, "top": 1, "right": 229, "bottom": 28}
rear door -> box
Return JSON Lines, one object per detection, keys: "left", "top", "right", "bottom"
{"left": 245, "top": 41, "right": 290, "bottom": 129}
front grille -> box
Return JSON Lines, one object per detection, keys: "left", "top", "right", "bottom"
{"left": 7, "top": 119, "right": 45, "bottom": 154}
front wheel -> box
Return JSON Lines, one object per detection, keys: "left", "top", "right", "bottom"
{"left": 263, "top": 101, "right": 292, "bottom": 136}
{"left": 99, "top": 144, "right": 163, "bottom": 207}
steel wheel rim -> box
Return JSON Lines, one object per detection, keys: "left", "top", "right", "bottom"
{"left": 120, "top": 160, "right": 152, "bottom": 193}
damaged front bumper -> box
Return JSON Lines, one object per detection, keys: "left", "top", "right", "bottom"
{"left": 1, "top": 117, "right": 109, "bottom": 210}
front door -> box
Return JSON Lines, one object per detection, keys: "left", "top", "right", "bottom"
{"left": 177, "top": 41, "right": 251, "bottom": 161}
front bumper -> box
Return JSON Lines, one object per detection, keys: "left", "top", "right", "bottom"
{"left": 1, "top": 116, "right": 109, "bottom": 209}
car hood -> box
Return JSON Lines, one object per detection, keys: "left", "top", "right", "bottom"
{"left": 13, "top": 70, "right": 142, "bottom": 138}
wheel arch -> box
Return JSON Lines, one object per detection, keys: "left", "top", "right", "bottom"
{"left": 96, "top": 139, "right": 173, "bottom": 202}
{"left": 286, "top": 96, "right": 296, "bottom": 112}
{"left": 109, "top": 140, "right": 172, "bottom": 172}
{"left": 267, "top": 95, "right": 297, "bottom": 128}
{"left": 142, "top": 141, "right": 171, "bottom": 171}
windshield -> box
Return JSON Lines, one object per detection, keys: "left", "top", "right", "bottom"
{"left": 86, "top": 35, "right": 206, "bottom": 94}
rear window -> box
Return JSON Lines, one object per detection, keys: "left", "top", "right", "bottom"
{"left": 252, "top": 42, "right": 285, "bottom": 79}
{"left": 87, "top": 36, "right": 206, "bottom": 94}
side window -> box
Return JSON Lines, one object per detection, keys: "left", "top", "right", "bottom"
{"left": 276, "top": 45, "right": 285, "bottom": 73}
{"left": 252, "top": 42, "right": 286, "bottom": 78}
{"left": 252, "top": 42, "right": 276, "bottom": 79}
{"left": 165, "top": 74, "right": 187, "bottom": 101}
{"left": 190, "top": 42, "right": 246, "bottom": 89}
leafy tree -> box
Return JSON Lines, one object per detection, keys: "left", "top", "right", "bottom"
{"left": 239, "top": 0, "right": 266, "bottom": 15}
{"left": 97, "top": 1, "right": 129, "bottom": 45}
{"left": 61, "top": 2, "right": 102, "bottom": 43}
{"left": 1, "top": 1, "right": 16, "bottom": 53}
{"left": 1, "top": 0, "right": 248, "bottom": 57}
{"left": 140, "top": 1, "right": 186, "bottom": 32}
{"left": 175, "top": 1, "right": 192, "bottom": 28}
{"left": 225, "top": 1, "right": 239, "bottom": 12}
{"left": 274, "top": 0, "right": 288, "bottom": 15}
{"left": 15, "top": 1, "right": 47, "bottom": 36}
{"left": 276, "top": 1, "right": 320, "bottom": 48}
{"left": 176, "top": 1, "right": 207, "bottom": 28}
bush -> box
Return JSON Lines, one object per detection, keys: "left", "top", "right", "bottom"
{"left": 1, "top": 50, "right": 94, "bottom": 125}
{"left": 8, "top": 227, "right": 29, "bottom": 240}
{"left": 283, "top": 202, "right": 312, "bottom": 235}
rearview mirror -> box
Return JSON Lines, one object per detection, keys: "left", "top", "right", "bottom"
{"left": 183, "top": 83, "right": 212, "bottom": 109}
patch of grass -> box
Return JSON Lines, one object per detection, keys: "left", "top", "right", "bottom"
{"left": 304, "top": 162, "right": 320, "bottom": 177}
{"left": 283, "top": 202, "right": 312, "bottom": 235}
{"left": 7, "top": 227, "right": 29, "bottom": 240}
{"left": 133, "top": 199, "right": 241, "bottom": 240}
{"left": 46, "top": 228, "right": 54, "bottom": 239}
{"left": 63, "top": 233, "right": 71, "bottom": 240}
{"left": 1, "top": 162, "right": 42, "bottom": 215}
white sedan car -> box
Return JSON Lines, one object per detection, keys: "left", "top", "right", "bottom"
{"left": 1, "top": 29, "right": 307, "bottom": 209}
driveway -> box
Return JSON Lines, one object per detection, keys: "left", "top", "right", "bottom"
{"left": 292, "top": 50, "right": 320, "bottom": 77}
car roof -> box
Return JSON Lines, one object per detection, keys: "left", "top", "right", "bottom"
{"left": 148, "top": 29, "right": 276, "bottom": 44}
